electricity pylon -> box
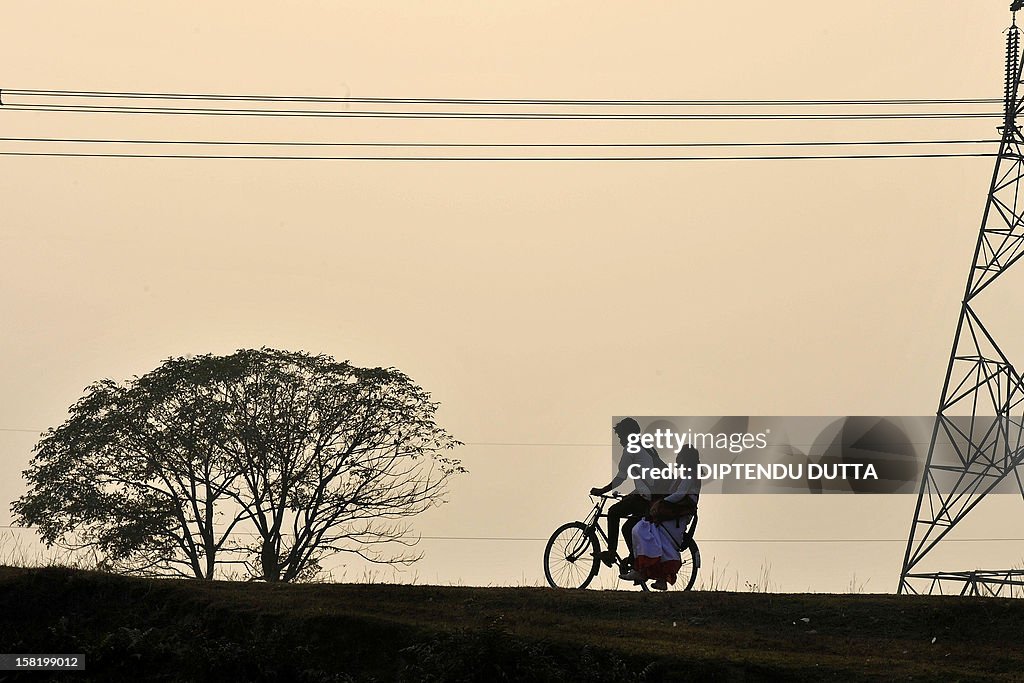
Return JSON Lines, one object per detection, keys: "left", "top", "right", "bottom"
{"left": 899, "top": 6, "right": 1024, "bottom": 597}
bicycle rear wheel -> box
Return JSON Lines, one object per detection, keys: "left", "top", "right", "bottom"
{"left": 544, "top": 521, "right": 600, "bottom": 589}
{"left": 640, "top": 539, "right": 700, "bottom": 592}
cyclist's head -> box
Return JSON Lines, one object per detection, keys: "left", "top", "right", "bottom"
{"left": 613, "top": 417, "right": 641, "bottom": 447}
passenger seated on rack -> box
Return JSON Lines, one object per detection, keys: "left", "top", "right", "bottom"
{"left": 621, "top": 445, "right": 701, "bottom": 590}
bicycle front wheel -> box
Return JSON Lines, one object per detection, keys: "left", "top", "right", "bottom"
{"left": 544, "top": 521, "right": 600, "bottom": 589}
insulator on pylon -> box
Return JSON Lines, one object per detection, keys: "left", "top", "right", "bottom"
{"left": 1005, "top": 26, "right": 1020, "bottom": 129}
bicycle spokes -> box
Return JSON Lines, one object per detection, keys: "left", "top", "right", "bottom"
{"left": 544, "top": 522, "right": 600, "bottom": 590}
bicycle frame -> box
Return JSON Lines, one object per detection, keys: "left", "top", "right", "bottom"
{"left": 659, "top": 513, "right": 699, "bottom": 552}
{"left": 581, "top": 494, "right": 616, "bottom": 549}
{"left": 584, "top": 494, "right": 698, "bottom": 551}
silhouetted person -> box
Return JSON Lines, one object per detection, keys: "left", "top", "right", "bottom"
{"left": 590, "top": 417, "right": 667, "bottom": 570}
{"left": 621, "top": 444, "right": 701, "bottom": 589}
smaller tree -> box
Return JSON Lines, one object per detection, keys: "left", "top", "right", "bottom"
{"left": 12, "top": 348, "right": 464, "bottom": 581}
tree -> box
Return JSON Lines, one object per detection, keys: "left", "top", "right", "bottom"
{"left": 12, "top": 348, "right": 464, "bottom": 581}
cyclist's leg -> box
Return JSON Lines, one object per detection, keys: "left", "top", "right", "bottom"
{"left": 606, "top": 494, "right": 649, "bottom": 556}
{"left": 621, "top": 515, "right": 640, "bottom": 566}
{"left": 604, "top": 504, "right": 623, "bottom": 558}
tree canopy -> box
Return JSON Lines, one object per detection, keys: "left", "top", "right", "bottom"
{"left": 12, "top": 348, "right": 464, "bottom": 581}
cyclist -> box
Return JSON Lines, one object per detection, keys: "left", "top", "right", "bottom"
{"left": 589, "top": 417, "right": 669, "bottom": 570}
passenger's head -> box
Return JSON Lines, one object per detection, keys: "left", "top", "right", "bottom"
{"left": 613, "top": 417, "right": 641, "bottom": 448}
{"left": 676, "top": 444, "right": 700, "bottom": 469}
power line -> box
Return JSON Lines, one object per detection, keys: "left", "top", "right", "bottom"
{"left": 413, "top": 532, "right": 1024, "bottom": 544}
{"left": 0, "top": 428, "right": 999, "bottom": 449}
{"left": 466, "top": 442, "right": 608, "bottom": 447}
{"left": 0, "top": 103, "right": 1004, "bottom": 121}
{"left": 0, "top": 136, "right": 999, "bottom": 149}
{"left": 0, "top": 429, "right": 599, "bottom": 442}
{"left": 0, "top": 151, "right": 998, "bottom": 162}
{"left": 0, "top": 525, "right": 1019, "bottom": 543}
{"left": 1, "top": 88, "right": 1003, "bottom": 107}
{"left": 0, "top": 429, "right": 994, "bottom": 448}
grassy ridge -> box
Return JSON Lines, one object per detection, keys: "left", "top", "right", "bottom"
{"left": 0, "top": 566, "right": 1022, "bottom": 681}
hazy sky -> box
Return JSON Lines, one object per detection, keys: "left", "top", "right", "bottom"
{"left": 2, "top": 1, "right": 1023, "bottom": 591}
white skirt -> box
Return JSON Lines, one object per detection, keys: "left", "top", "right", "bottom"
{"left": 632, "top": 519, "right": 682, "bottom": 564}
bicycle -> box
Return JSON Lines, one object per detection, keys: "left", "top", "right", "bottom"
{"left": 543, "top": 492, "right": 701, "bottom": 591}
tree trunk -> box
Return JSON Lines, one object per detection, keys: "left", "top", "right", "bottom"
{"left": 260, "top": 541, "right": 281, "bottom": 582}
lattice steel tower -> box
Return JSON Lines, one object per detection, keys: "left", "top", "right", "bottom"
{"left": 899, "top": 3, "right": 1024, "bottom": 596}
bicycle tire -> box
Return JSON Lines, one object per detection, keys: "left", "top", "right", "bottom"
{"left": 544, "top": 521, "right": 600, "bottom": 589}
{"left": 639, "top": 538, "right": 700, "bottom": 592}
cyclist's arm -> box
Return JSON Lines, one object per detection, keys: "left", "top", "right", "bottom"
{"left": 590, "top": 474, "right": 626, "bottom": 496}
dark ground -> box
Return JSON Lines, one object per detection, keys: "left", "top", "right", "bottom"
{"left": 0, "top": 565, "right": 1021, "bottom": 682}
